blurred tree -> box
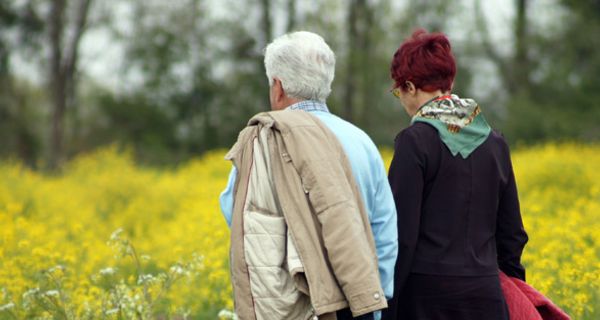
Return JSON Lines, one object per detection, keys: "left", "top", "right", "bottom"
{"left": 286, "top": 0, "right": 296, "bottom": 32}
{"left": 344, "top": 0, "right": 373, "bottom": 123}
{"left": 475, "top": 0, "right": 532, "bottom": 97}
{"left": 47, "top": 0, "right": 93, "bottom": 169}
{"left": 101, "top": 0, "right": 320, "bottom": 161}
{"left": 475, "top": 0, "right": 599, "bottom": 142}
{"left": 0, "top": 1, "right": 44, "bottom": 166}
{"left": 2, "top": 0, "right": 597, "bottom": 167}
{"left": 539, "top": 0, "right": 600, "bottom": 140}
{"left": 94, "top": 92, "right": 179, "bottom": 164}
{"left": 103, "top": 0, "right": 268, "bottom": 160}
{"left": 335, "top": 1, "right": 478, "bottom": 139}
{"left": 261, "top": 0, "right": 272, "bottom": 43}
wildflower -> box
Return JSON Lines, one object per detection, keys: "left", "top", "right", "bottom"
{"left": 105, "top": 308, "right": 119, "bottom": 315}
{"left": 218, "top": 309, "right": 238, "bottom": 320}
{"left": 22, "top": 288, "right": 40, "bottom": 299}
{"left": 47, "top": 265, "right": 65, "bottom": 273}
{"left": 2, "top": 145, "right": 595, "bottom": 318}
{"left": 0, "top": 302, "right": 14, "bottom": 312}
{"left": 99, "top": 267, "right": 117, "bottom": 276}
{"left": 109, "top": 228, "right": 124, "bottom": 242}
{"left": 170, "top": 265, "right": 185, "bottom": 276}
{"left": 137, "top": 274, "right": 155, "bottom": 285}
{"left": 44, "top": 290, "right": 60, "bottom": 297}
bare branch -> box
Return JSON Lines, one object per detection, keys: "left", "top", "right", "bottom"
{"left": 49, "top": 0, "right": 65, "bottom": 82}
{"left": 63, "top": 0, "right": 92, "bottom": 77}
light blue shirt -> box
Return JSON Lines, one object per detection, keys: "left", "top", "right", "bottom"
{"left": 219, "top": 101, "right": 398, "bottom": 309}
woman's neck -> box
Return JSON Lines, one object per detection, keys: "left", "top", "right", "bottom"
{"left": 416, "top": 90, "right": 445, "bottom": 109}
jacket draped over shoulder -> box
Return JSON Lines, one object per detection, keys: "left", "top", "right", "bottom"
{"left": 226, "top": 110, "right": 386, "bottom": 319}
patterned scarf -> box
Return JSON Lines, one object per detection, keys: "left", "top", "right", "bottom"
{"left": 412, "top": 94, "right": 491, "bottom": 159}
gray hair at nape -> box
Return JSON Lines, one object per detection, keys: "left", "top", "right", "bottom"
{"left": 264, "top": 31, "right": 336, "bottom": 103}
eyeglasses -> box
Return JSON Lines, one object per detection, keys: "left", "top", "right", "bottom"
{"left": 390, "top": 87, "right": 402, "bottom": 99}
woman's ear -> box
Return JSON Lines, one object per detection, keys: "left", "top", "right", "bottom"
{"left": 405, "top": 81, "right": 416, "bottom": 95}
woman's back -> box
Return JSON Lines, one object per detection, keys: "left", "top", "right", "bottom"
{"left": 386, "top": 121, "right": 528, "bottom": 320}
{"left": 399, "top": 122, "right": 525, "bottom": 277}
{"left": 385, "top": 29, "right": 528, "bottom": 320}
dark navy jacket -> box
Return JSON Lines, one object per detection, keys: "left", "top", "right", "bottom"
{"left": 387, "top": 122, "right": 528, "bottom": 297}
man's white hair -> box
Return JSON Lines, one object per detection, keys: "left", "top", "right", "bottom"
{"left": 264, "top": 31, "right": 336, "bottom": 103}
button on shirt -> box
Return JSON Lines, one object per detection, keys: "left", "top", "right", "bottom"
{"left": 219, "top": 101, "right": 398, "bottom": 317}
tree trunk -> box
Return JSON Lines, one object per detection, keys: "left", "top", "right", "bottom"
{"left": 48, "top": 0, "right": 66, "bottom": 170}
{"left": 344, "top": 0, "right": 359, "bottom": 122}
{"left": 358, "top": 1, "right": 373, "bottom": 126}
{"left": 260, "top": 0, "right": 272, "bottom": 45}
{"left": 286, "top": 0, "right": 296, "bottom": 32}
{"left": 513, "top": 0, "right": 530, "bottom": 96}
{"left": 344, "top": 0, "right": 372, "bottom": 123}
{"left": 474, "top": 0, "right": 530, "bottom": 96}
{"left": 48, "top": 0, "right": 91, "bottom": 170}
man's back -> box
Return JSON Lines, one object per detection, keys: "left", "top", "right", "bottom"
{"left": 221, "top": 101, "right": 398, "bottom": 300}
{"left": 294, "top": 102, "right": 398, "bottom": 299}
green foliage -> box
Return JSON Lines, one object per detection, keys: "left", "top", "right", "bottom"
{"left": 92, "top": 93, "right": 179, "bottom": 165}
{"left": 0, "top": 0, "right": 599, "bottom": 165}
{"left": 498, "top": 0, "right": 600, "bottom": 143}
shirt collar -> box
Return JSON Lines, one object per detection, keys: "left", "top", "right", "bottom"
{"left": 287, "top": 100, "right": 330, "bottom": 113}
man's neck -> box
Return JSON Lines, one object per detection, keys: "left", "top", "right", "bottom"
{"left": 274, "top": 97, "right": 303, "bottom": 111}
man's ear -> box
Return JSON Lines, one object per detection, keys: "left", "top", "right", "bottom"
{"left": 273, "top": 78, "right": 285, "bottom": 103}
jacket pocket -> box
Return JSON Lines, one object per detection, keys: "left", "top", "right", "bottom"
{"left": 299, "top": 160, "right": 351, "bottom": 214}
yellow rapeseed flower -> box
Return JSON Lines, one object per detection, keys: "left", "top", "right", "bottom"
{"left": 0, "top": 144, "right": 598, "bottom": 319}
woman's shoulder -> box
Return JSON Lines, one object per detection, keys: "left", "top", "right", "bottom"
{"left": 394, "top": 121, "right": 439, "bottom": 144}
{"left": 392, "top": 122, "right": 441, "bottom": 161}
{"left": 487, "top": 129, "right": 512, "bottom": 153}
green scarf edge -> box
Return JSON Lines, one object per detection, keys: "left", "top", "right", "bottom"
{"left": 411, "top": 113, "right": 492, "bottom": 159}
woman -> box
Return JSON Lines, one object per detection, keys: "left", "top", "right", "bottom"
{"left": 383, "top": 29, "right": 529, "bottom": 320}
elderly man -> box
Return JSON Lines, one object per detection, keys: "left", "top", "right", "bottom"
{"left": 220, "top": 31, "right": 397, "bottom": 320}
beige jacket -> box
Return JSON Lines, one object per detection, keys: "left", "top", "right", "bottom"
{"left": 226, "top": 110, "right": 386, "bottom": 320}
{"left": 238, "top": 123, "right": 313, "bottom": 319}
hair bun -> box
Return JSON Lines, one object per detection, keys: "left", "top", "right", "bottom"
{"left": 412, "top": 29, "right": 450, "bottom": 51}
{"left": 390, "top": 28, "right": 456, "bottom": 92}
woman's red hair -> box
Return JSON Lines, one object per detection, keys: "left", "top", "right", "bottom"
{"left": 390, "top": 29, "right": 456, "bottom": 92}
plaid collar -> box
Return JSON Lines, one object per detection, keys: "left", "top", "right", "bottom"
{"left": 287, "top": 100, "right": 330, "bottom": 113}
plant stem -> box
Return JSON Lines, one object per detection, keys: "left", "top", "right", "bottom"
{"left": 128, "top": 241, "right": 151, "bottom": 306}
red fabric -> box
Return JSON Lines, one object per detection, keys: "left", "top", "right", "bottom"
{"left": 499, "top": 271, "right": 571, "bottom": 320}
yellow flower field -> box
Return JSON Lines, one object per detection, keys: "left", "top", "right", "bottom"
{"left": 0, "top": 144, "right": 599, "bottom": 319}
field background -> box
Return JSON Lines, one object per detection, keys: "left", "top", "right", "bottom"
{"left": 2, "top": 1, "right": 600, "bottom": 319}
{"left": 1, "top": 144, "right": 599, "bottom": 319}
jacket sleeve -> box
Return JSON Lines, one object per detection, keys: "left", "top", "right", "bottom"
{"left": 496, "top": 138, "right": 528, "bottom": 281}
{"left": 306, "top": 159, "right": 387, "bottom": 315}
{"left": 286, "top": 129, "right": 387, "bottom": 316}
{"left": 387, "top": 128, "right": 426, "bottom": 301}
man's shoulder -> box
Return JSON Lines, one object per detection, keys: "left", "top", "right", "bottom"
{"left": 313, "top": 113, "right": 385, "bottom": 169}
{"left": 314, "top": 112, "right": 375, "bottom": 143}
{"left": 256, "top": 110, "right": 318, "bottom": 130}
